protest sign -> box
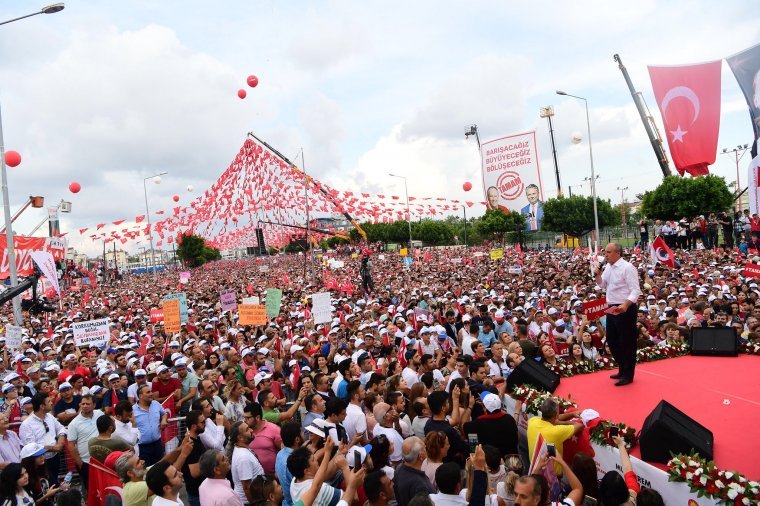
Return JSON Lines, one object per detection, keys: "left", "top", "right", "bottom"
{"left": 259, "top": 265, "right": 269, "bottom": 273}
{"left": 490, "top": 248, "right": 504, "bottom": 260}
{"left": 163, "top": 299, "right": 182, "bottom": 334}
{"left": 163, "top": 293, "right": 188, "bottom": 323}
{"left": 311, "top": 292, "right": 332, "bottom": 324}
{"left": 220, "top": 288, "right": 238, "bottom": 312}
{"left": 582, "top": 297, "right": 608, "bottom": 320}
{"left": 5, "top": 324, "right": 22, "bottom": 351}
{"left": 265, "top": 288, "right": 283, "bottom": 317}
{"left": 413, "top": 307, "right": 430, "bottom": 325}
{"left": 179, "top": 271, "right": 191, "bottom": 284}
{"left": 72, "top": 318, "right": 110, "bottom": 348}
{"left": 239, "top": 304, "right": 267, "bottom": 325}
{"left": 149, "top": 309, "right": 164, "bottom": 323}
{"left": 242, "top": 296, "right": 259, "bottom": 305}
{"left": 744, "top": 263, "right": 760, "bottom": 279}
{"left": 399, "top": 248, "right": 408, "bottom": 257}
{"left": 508, "top": 265, "right": 523, "bottom": 274}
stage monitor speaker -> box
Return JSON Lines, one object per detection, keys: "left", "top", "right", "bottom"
{"left": 507, "top": 358, "right": 560, "bottom": 393}
{"left": 640, "top": 400, "right": 714, "bottom": 464}
{"left": 689, "top": 327, "right": 738, "bottom": 357}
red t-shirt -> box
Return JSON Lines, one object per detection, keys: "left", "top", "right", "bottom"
{"left": 152, "top": 378, "right": 181, "bottom": 400}
{"left": 58, "top": 366, "right": 91, "bottom": 385}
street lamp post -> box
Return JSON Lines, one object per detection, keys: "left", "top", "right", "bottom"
{"left": 721, "top": 145, "right": 749, "bottom": 212}
{"left": 557, "top": 90, "right": 600, "bottom": 252}
{"left": 0, "top": 3, "right": 65, "bottom": 324}
{"left": 143, "top": 172, "right": 167, "bottom": 278}
{"left": 388, "top": 173, "right": 413, "bottom": 252}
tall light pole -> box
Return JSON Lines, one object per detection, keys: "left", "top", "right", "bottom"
{"left": 721, "top": 145, "right": 749, "bottom": 212}
{"left": 617, "top": 186, "right": 629, "bottom": 238}
{"left": 143, "top": 172, "right": 167, "bottom": 277}
{"left": 557, "top": 90, "right": 600, "bottom": 252}
{"left": 0, "top": 3, "right": 65, "bottom": 324}
{"left": 388, "top": 173, "right": 413, "bottom": 252}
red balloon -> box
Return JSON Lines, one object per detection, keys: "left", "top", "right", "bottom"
{"left": 173, "top": 195, "right": 179, "bottom": 202}
{"left": 247, "top": 75, "right": 259, "bottom": 88}
{"left": 463, "top": 181, "right": 472, "bottom": 192}
{"left": 237, "top": 89, "right": 247, "bottom": 99}
{"left": 69, "top": 182, "right": 81, "bottom": 194}
{"left": 4, "top": 151, "right": 21, "bottom": 167}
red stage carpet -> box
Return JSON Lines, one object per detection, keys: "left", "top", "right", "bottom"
{"left": 554, "top": 354, "right": 760, "bottom": 479}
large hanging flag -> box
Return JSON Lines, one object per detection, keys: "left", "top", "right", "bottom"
{"left": 726, "top": 43, "right": 760, "bottom": 159}
{"left": 648, "top": 61, "right": 722, "bottom": 177}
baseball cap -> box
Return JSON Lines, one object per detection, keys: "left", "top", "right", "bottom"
{"left": 20, "top": 443, "right": 46, "bottom": 459}
{"left": 346, "top": 445, "right": 374, "bottom": 468}
{"left": 134, "top": 369, "right": 147, "bottom": 377}
{"left": 58, "top": 382, "right": 73, "bottom": 391}
{"left": 480, "top": 392, "right": 502, "bottom": 413}
{"left": 254, "top": 371, "right": 272, "bottom": 387}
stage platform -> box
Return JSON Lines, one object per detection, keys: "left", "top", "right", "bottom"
{"left": 553, "top": 354, "right": 760, "bottom": 479}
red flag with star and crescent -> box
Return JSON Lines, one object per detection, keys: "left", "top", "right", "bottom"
{"left": 648, "top": 61, "right": 722, "bottom": 177}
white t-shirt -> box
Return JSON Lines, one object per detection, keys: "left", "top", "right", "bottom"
{"left": 372, "top": 424, "right": 404, "bottom": 463}
{"left": 402, "top": 366, "right": 420, "bottom": 386}
{"left": 231, "top": 446, "right": 264, "bottom": 504}
{"left": 343, "top": 402, "right": 367, "bottom": 442}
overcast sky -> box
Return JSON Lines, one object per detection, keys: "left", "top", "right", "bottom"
{"left": 0, "top": 0, "right": 757, "bottom": 256}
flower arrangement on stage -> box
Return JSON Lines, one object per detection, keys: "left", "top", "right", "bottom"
{"left": 595, "top": 355, "right": 617, "bottom": 369}
{"left": 589, "top": 420, "right": 638, "bottom": 449}
{"left": 739, "top": 340, "right": 760, "bottom": 356}
{"left": 667, "top": 451, "right": 760, "bottom": 505}
{"left": 509, "top": 384, "right": 577, "bottom": 415}
{"left": 545, "top": 359, "right": 598, "bottom": 377}
{"left": 636, "top": 342, "right": 690, "bottom": 362}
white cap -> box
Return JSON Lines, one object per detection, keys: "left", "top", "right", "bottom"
{"left": 253, "top": 371, "right": 272, "bottom": 386}
{"left": 480, "top": 392, "right": 502, "bottom": 413}
{"left": 156, "top": 365, "right": 169, "bottom": 374}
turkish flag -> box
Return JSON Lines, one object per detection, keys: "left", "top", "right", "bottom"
{"left": 648, "top": 61, "right": 721, "bottom": 177}
{"left": 649, "top": 235, "right": 675, "bottom": 268}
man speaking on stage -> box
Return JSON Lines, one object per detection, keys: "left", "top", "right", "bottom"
{"left": 594, "top": 243, "right": 642, "bottom": 386}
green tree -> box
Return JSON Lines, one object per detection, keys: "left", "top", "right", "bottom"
{"left": 176, "top": 234, "right": 221, "bottom": 267}
{"left": 639, "top": 175, "right": 733, "bottom": 220}
{"left": 412, "top": 219, "right": 454, "bottom": 245}
{"left": 542, "top": 195, "right": 620, "bottom": 237}
{"left": 474, "top": 208, "right": 525, "bottom": 245}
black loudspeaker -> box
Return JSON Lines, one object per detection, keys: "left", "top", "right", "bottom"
{"left": 507, "top": 358, "right": 560, "bottom": 393}
{"left": 689, "top": 327, "right": 738, "bottom": 356}
{"left": 640, "top": 400, "right": 714, "bottom": 464}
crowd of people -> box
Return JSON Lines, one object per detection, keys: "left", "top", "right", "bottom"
{"left": 0, "top": 234, "right": 757, "bottom": 506}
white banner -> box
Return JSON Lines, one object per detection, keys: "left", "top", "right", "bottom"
{"left": 481, "top": 131, "right": 544, "bottom": 231}
{"left": 71, "top": 317, "right": 110, "bottom": 348}
{"left": 749, "top": 153, "right": 760, "bottom": 215}
{"left": 311, "top": 292, "right": 332, "bottom": 324}
{"left": 5, "top": 324, "right": 22, "bottom": 351}
{"left": 591, "top": 443, "right": 718, "bottom": 506}
{"left": 30, "top": 251, "right": 61, "bottom": 295}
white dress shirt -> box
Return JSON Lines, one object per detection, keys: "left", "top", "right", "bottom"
{"left": 199, "top": 418, "right": 225, "bottom": 450}
{"left": 113, "top": 418, "right": 141, "bottom": 455}
{"left": 600, "top": 258, "right": 642, "bottom": 305}
{"left": 19, "top": 412, "right": 65, "bottom": 460}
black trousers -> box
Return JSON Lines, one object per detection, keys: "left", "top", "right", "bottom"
{"left": 138, "top": 439, "right": 165, "bottom": 467}
{"left": 606, "top": 304, "right": 638, "bottom": 381}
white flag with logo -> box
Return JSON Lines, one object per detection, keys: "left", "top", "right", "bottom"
{"left": 30, "top": 251, "right": 60, "bottom": 295}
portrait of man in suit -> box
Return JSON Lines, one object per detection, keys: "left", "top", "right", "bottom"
{"left": 486, "top": 186, "right": 500, "bottom": 210}
{"left": 520, "top": 184, "right": 543, "bottom": 231}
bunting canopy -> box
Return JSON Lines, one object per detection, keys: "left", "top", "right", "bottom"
{"left": 79, "top": 135, "right": 483, "bottom": 249}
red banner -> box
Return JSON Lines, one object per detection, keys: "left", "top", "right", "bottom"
{"left": 583, "top": 297, "right": 608, "bottom": 320}
{"left": 648, "top": 61, "right": 722, "bottom": 177}
{"left": 0, "top": 236, "right": 66, "bottom": 279}
{"left": 161, "top": 396, "right": 178, "bottom": 444}
{"left": 744, "top": 263, "right": 760, "bottom": 279}
{"left": 150, "top": 309, "right": 165, "bottom": 322}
